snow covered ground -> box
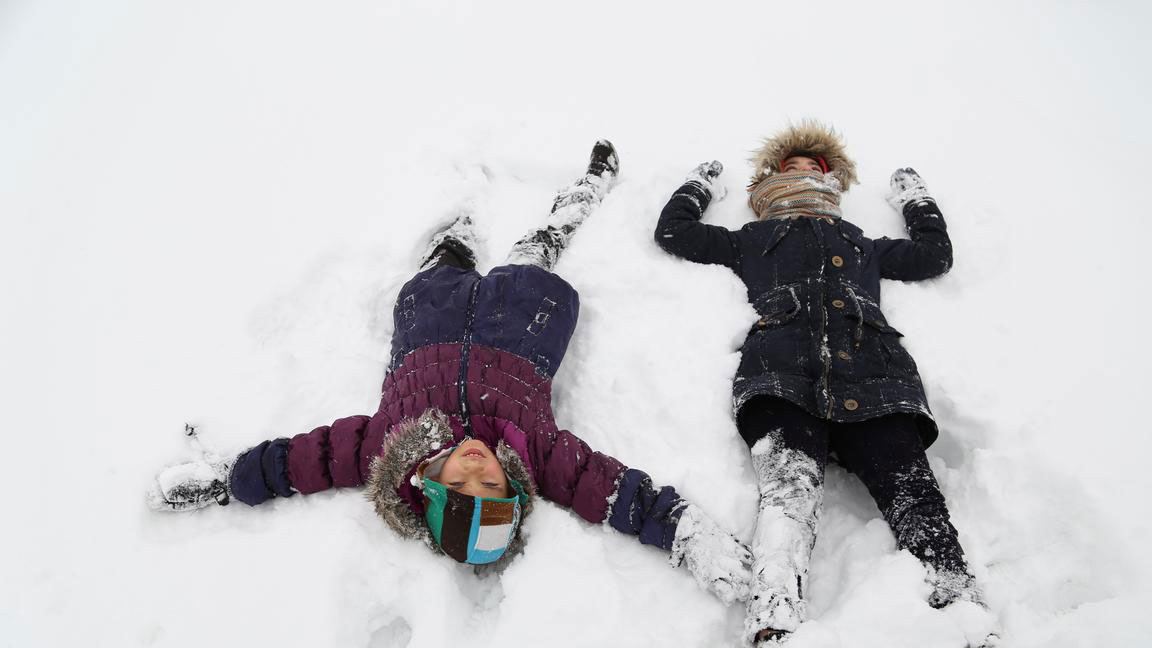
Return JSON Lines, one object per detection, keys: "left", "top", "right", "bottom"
{"left": 3, "top": 1, "right": 1151, "bottom": 646}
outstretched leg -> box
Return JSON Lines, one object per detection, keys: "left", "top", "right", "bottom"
{"left": 739, "top": 398, "right": 829, "bottom": 645}
{"left": 505, "top": 140, "right": 619, "bottom": 271}
{"left": 831, "top": 415, "right": 981, "bottom": 608}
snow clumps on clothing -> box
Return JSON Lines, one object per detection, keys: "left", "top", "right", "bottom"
{"left": 670, "top": 503, "right": 754, "bottom": 606}
{"left": 744, "top": 430, "right": 825, "bottom": 641}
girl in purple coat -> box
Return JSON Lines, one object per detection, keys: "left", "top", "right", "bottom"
{"left": 149, "top": 141, "right": 752, "bottom": 604}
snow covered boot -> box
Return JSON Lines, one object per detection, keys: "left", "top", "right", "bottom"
{"left": 419, "top": 208, "right": 481, "bottom": 272}
{"left": 875, "top": 457, "right": 981, "bottom": 610}
{"left": 506, "top": 139, "right": 618, "bottom": 271}
{"left": 744, "top": 431, "right": 825, "bottom": 645}
{"left": 927, "top": 565, "right": 984, "bottom": 609}
{"left": 585, "top": 138, "right": 620, "bottom": 179}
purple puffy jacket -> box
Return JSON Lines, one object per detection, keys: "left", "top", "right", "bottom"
{"left": 229, "top": 264, "right": 684, "bottom": 552}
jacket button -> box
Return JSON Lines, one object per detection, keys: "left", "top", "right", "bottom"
{"left": 831, "top": 255, "right": 844, "bottom": 268}
{"left": 831, "top": 299, "right": 845, "bottom": 309}
{"left": 844, "top": 398, "right": 859, "bottom": 411}
{"left": 837, "top": 351, "right": 851, "bottom": 360}
{"left": 756, "top": 318, "right": 768, "bottom": 328}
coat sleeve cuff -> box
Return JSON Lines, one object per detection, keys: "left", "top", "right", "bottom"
{"left": 230, "top": 439, "right": 294, "bottom": 506}
{"left": 902, "top": 197, "right": 940, "bottom": 219}
{"left": 607, "top": 468, "right": 685, "bottom": 551}
{"left": 671, "top": 182, "right": 712, "bottom": 215}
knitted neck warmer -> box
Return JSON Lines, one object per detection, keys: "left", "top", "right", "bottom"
{"left": 748, "top": 170, "right": 843, "bottom": 221}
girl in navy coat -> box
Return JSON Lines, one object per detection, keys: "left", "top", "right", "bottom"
{"left": 655, "top": 122, "right": 984, "bottom": 644}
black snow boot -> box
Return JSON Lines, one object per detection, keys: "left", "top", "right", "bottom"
{"left": 586, "top": 139, "right": 620, "bottom": 178}
{"left": 419, "top": 212, "right": 480, "bottom": 271}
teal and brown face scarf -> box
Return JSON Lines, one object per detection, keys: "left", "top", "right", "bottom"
{"left": 748, "top": 170, "right": 843, "bottom": 221}
{"left": 418, "top": 448, "right": 529, "bottom": 564}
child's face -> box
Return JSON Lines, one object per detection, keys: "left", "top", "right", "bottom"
{"left": 438, "top": 439, "right": 510, "bottom": 498}
{"left": 780, "top": 156, "right": 823, "bottom": 174}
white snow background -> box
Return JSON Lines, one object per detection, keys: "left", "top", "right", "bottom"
{"left": 2, "top": 1, "right": 1150, "bottom": 646}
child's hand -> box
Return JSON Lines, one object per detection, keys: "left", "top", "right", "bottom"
{"left": 147, "top": 458, "right": 233, "bottom": 511}
{"left": 885, "top": 167, "right": 934, "bottom": 211}
{"left": 684, "top": 161, "right": 728, "bottom": 202}
{"left": 670, "top": 503, "right": 753, "bottom": 605}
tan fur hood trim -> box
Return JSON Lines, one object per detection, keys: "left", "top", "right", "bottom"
{"left": 750, "top": 120, "right": 858, "bottom": 191}
{"left": 364, "top": 408, "right": 537, "bottom": 568}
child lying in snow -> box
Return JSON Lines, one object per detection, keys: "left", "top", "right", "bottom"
{"left": 655, "top": 122, "right": 990, "bottom": 645}
{"left": 149, "top": 141, "right": 752, "bottom": 604}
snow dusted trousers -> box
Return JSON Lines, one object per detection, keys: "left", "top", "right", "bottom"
{"left": 738, "top": 397, "right": 971, "bottom": 634}
{"left": 745, "top": 419, "right": 824, "bottom": 638}
{"left": 424, "top": 170, "right": 612, "bottom": 273}
{"left": 504, "top": 171, "right": 613, "bottom": 271}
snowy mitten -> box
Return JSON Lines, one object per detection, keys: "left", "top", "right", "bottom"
{"left": 670, "top": 503, "right": 753, "bottom": 605}
{"left": 684, "top": 160, "right": 728, "bottom": 202}
{"left": 147, "top": 458, "right": 233, "bottom": 512}
{"left": 885, "top": 167, "right": 934, "bottom": 211}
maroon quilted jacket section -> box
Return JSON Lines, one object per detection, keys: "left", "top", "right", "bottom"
{"left": 283, "top": 343, "right": 626, "bottom": 524}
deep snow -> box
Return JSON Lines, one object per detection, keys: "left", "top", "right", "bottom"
{"left": 2, "top": 1, "right": 1151, "bottom": 646}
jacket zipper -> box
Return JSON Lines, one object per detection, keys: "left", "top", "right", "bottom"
{"left": 456, "top": 280, "right": 482, "bottom": 437}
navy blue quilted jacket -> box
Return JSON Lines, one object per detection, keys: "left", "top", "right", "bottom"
{"left": 656, "top": 183, "right": 952, "bottom": 447}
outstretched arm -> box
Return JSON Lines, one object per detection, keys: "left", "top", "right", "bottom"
{"left": 230, "top": 415, "right": 373, "bottom": 505}
{"left": 530, "top": 425, "right": 752, "bottom": 605}
{"left": 149, "top": 415, "right": 374, "bottom": 511}
{"left": 875, "top": 168, "right": 954, "bottom": 281}
{"left": 654, "top": 161, "right": 743, "bottom": 273}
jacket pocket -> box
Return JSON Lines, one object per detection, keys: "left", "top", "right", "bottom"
{"left": 857, "top": 303, "right": 918, "bottom": 379}
{"left": 752, "top": 284, "right": 802, "bottom": 328}
{"left": 746, "top": 284, "right": 808, "bottom": 375}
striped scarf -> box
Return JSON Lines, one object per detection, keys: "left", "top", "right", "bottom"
{"left": 748, "top": 170, "right": 843, "bottom": 221}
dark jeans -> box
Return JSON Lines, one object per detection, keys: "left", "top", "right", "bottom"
{"left": 739, "top": 397, "right": 969, "bottom": 576}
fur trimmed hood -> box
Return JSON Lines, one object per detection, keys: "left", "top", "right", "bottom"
{"left": 364, "top": 408, "right": 537, "bottom": 567}
{"left": 750, "top": 120, "right": 858, "bottom": 191}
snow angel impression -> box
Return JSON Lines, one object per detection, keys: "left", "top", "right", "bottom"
{"left": 148, "top": 141, "right": 752, "bottom": 605}
{"left": 654, "top": 122, "right": 990, "bottom": 645}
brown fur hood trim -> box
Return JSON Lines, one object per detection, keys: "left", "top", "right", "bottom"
{"left": 364, "top": 408, "right": 537, "bottom": 567}
{"left": 750, "top": 120, "right": 859, "bottom": 191}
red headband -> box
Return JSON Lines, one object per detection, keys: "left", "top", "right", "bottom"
{"left": 782, "top": 154, "right": 829, "bottom": 175}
